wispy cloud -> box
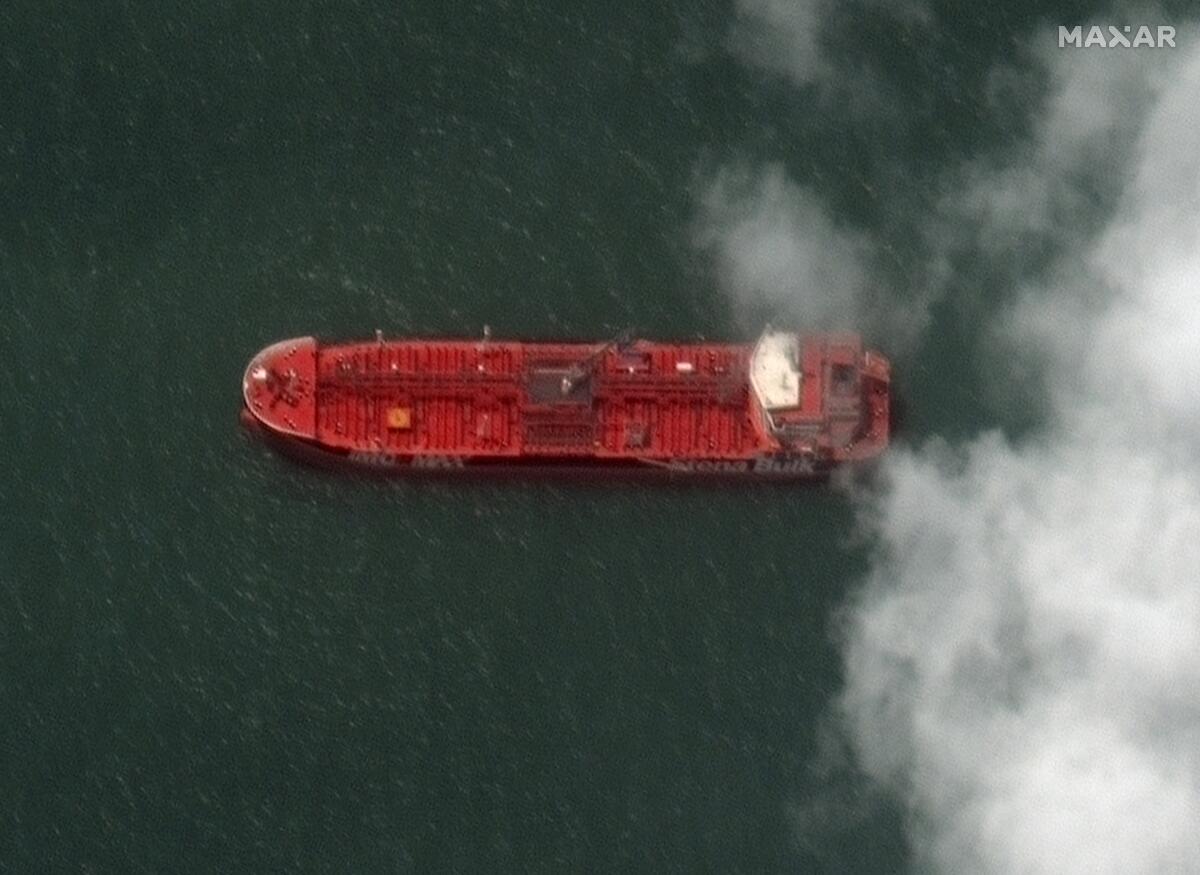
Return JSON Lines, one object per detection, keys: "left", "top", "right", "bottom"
{"left": 693, "top": 162, "right": 933, "bottom": 347}
{"left": 728, "top": 0, "right": 832, "bottom": 88}
{"left": 729, "top": 0, "right": 930, "bottom": 95}
{"left": 931, "top": 34, "right": 1171, "bottom": 273}
{"left": 694, "top": 164, "right": 870, "bottom": 330}
{"left": 699, "top": 1, "right": 940, "bottom": 349}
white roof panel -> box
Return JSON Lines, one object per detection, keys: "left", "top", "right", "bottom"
{"left": 750, "top": 330, "right": 801, "bottom": 411}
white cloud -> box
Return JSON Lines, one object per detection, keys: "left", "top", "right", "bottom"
{"left": 708, "top": 4, "right": 1200, "bottom": 868}
{"left": 841, "top": 33, "right": 1200, "bottom": 875}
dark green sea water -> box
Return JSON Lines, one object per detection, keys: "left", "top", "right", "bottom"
{"left": 0, "top": 1, "right": 1134, "bottom": 871}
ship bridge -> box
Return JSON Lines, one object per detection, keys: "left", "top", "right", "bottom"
{"left": 750, "top": 327, "right": 869, "bottom": 448}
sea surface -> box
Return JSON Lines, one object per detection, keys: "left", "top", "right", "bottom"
{"left": 0, "top": 1, "right": 1089, "bottom": 871}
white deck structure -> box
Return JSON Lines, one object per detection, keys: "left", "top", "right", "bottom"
{"left": 750, "top": 329, "right": 801, "bottom": 411}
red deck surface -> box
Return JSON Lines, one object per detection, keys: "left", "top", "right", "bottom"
{"left": 243, "top": 333, "right": 890, "bottom": 468}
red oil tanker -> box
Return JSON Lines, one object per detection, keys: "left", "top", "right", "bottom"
{"left": 241, "top": 328, "right": 890, "bottom": 479}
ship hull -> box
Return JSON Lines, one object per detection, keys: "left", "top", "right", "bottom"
{"left": 241, "top": 330, "right": 890, "bottom": 482}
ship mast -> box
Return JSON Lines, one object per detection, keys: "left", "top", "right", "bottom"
{"left": 560, "top": 329, "right": 634, "bottom": 396}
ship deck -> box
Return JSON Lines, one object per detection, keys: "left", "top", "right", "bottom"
{"left": 313, "top": 340, "right": 771, "bottom": 459}
{"left": 242, "top": 331, "right": 890, "bottom": 468}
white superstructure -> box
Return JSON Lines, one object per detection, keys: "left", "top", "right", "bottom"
{"left": 750, "top": 329, "right": 801, "bottom": 411}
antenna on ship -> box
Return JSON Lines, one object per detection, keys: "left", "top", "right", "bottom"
{"left": 477, "top": 324, "right": 492, "bottom": 373}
